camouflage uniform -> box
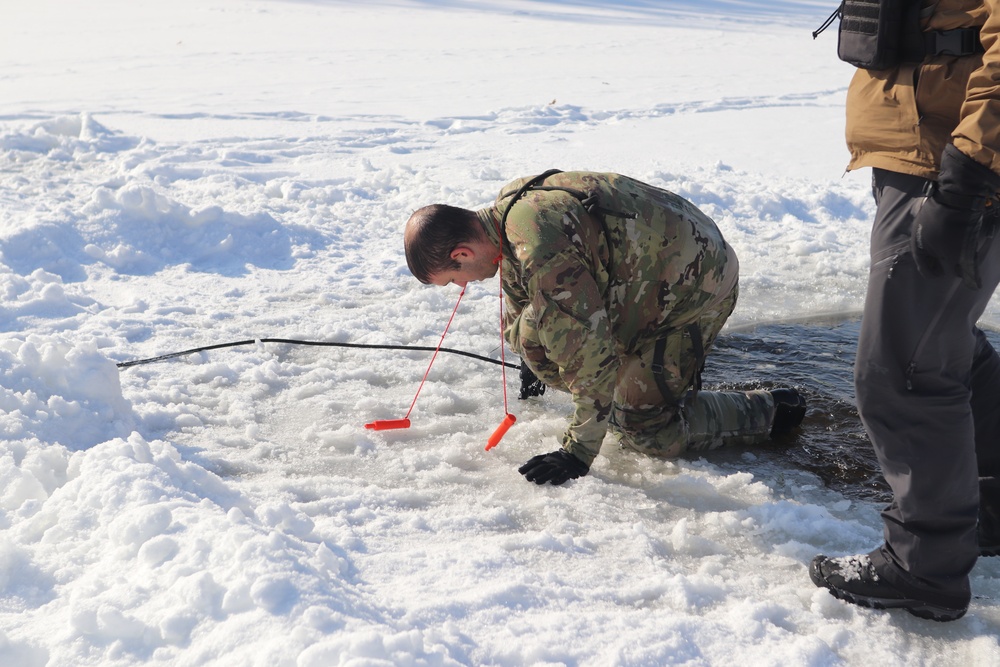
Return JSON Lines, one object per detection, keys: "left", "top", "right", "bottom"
{"left": 475, "top": 171, "right": 776, "bottom": 465}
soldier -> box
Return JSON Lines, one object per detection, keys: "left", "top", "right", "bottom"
{"left": 403, "top": 170, "right": 806, "bottom": 485}
{"left": 810, "top": 0, "right": 1000, "bottom": 622}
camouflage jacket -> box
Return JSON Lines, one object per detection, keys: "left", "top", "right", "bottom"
{"left": 474, "top": 172, "right": 738, "bottom": 464}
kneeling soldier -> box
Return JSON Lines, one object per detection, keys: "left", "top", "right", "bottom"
{"left": 404, "top": 171, "right": 806, "bottom": 485}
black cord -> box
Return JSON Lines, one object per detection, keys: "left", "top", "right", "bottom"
{"left": 116, "top": 337, "right": 520, "bottom": 370}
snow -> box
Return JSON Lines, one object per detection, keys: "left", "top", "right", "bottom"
{"left": 1, "top": 0, "right": 999, "bottom": 665}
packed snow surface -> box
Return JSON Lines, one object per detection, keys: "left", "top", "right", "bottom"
{"left": 1, "top": 1, "right": 998, "bottom": 665}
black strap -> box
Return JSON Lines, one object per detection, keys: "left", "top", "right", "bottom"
{"left": 651, "top": 323, "right": 705, "bottom": 405}
{"left": 496, "top": 172, "right": 631, "bottom": 277}
{"left": 651, "top": 337, "right": 672, "bottom": 404}
{"left": 924, "top": 28, "right": 983, "bottom": 57}
{"left": 498, "top": 170, "right": 563, "bottom": 237}
{"left": 525, "top": 186, "right": 637, "bottom": 221}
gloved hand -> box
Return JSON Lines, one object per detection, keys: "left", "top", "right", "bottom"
{"left": 518, "top": 449, "right": 589, "bottom": 485}
{"left": 911, "top": 144, "right": 1000, "bottom": 289}
{"left": 518, "top": 361, "right": 546, "bottom": 400}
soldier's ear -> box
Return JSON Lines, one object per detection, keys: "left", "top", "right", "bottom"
{"left": 450, "top": 245, "right": 475, "bottom": 261}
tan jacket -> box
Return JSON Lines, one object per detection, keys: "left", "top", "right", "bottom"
{"left": 846, "top": 0, "right": 998, "bottom": 177}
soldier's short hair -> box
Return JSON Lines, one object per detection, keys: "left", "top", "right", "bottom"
{"left": 404, "top": 204, "right": 480, "bottom": 283}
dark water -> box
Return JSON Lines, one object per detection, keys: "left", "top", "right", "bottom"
{"left": 701, "top": 315, "right": 1000, "bottom": 504}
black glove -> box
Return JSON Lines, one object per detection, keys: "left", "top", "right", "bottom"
{"left": 518, "top": 449, "right": 589, "bottom": 485}
{"left": 518, "top": 361, "right": 546, "bottom": 400}
{"left": 911, "top": 144, "right": 1000, "bottom": 289}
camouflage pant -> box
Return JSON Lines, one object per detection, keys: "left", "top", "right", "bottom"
{"left": 612, "top": 286, "right": 776, "bottom": 458}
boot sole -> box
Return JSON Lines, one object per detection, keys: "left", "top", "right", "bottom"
{"left": 822, "top": 585, "right": 966, "bottom": 621}
{"left": 810, "top": 561, "right": 967, "bottom": 622}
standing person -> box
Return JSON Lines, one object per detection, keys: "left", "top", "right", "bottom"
{"left": 403, "top": 170, "right": 806, "bottom": 486}
{"left": 810, "top": 1, "right": 1000, "bottom": 621}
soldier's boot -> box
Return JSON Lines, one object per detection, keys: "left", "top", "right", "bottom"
{"left": 769, "top": 388, "right": 806, "bottom": 434}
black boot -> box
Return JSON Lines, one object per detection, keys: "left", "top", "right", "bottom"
{"left": 809, "top": 552, "right": 968, "bottom": 621}
{"left": 769, "top": 388, "right": 806, "bottom": 434}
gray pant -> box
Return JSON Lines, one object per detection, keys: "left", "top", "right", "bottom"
{"left": 857, "top": 169, "right": 1000, "bottom": 606}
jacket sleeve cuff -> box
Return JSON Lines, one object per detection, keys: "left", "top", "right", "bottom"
{"left": 561, "top": 431, "right": 601, "bottom": 467}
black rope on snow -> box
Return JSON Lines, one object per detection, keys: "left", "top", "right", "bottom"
{"left": 115, "top": 338, "right": 521, "bottom": 370}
